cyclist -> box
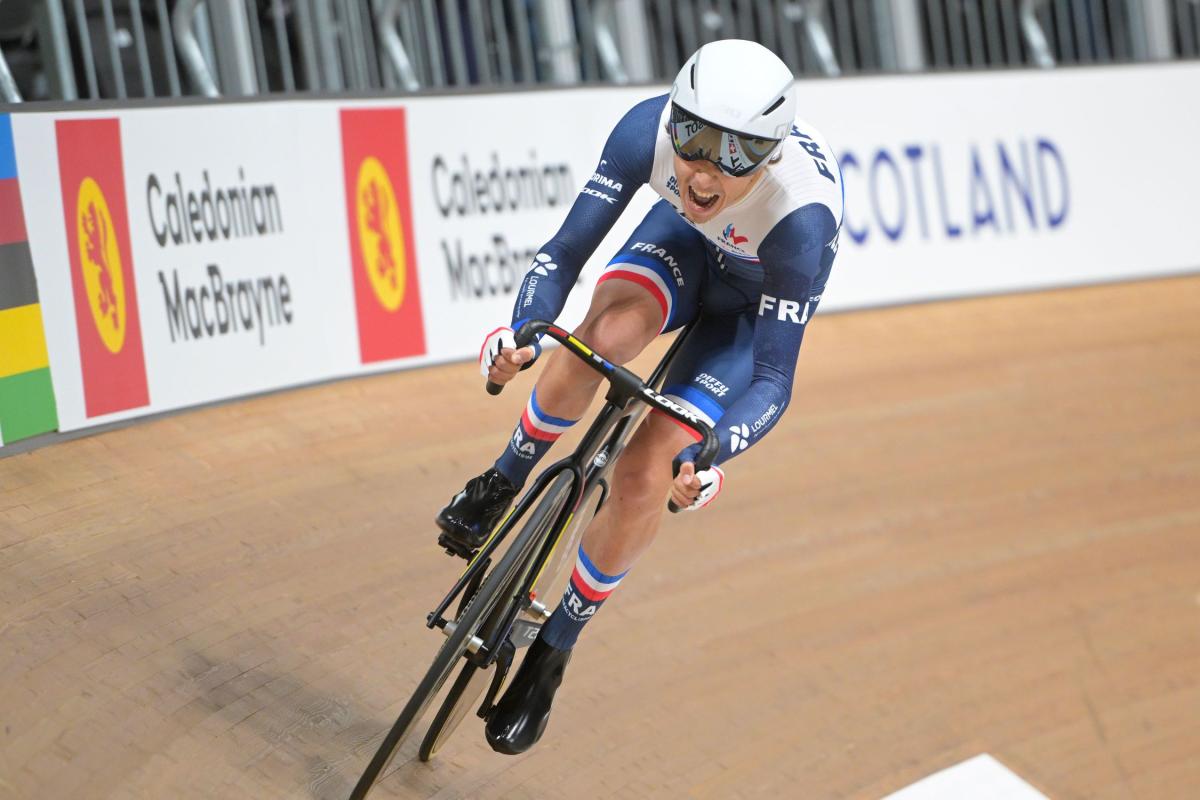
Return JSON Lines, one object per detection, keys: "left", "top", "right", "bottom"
{"left": 436, "top": 39, "right": 842, "bottom": 755}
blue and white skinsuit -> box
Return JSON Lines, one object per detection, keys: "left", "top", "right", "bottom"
{"left": 511, "top": 93, "right": 844, "bottom": 469}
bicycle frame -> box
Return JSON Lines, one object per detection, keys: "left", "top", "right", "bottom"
{"left": 426, "top": 318, "right": 715, "bottom": 669}
{"left": 348, "top": 320, "right": 721, "bottom": 798}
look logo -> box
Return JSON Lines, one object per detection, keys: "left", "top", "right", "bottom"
{"left": 56, "top": 118, "right": 149, "bottom": 417}
{"left": 76, "top": 177, "right": 126, "bottom": 353}
{"left": 340, "top": 108, "right": 426, "bottom": 363}
{"left": 356, "top": 156, "right": 406, "bottom": 312}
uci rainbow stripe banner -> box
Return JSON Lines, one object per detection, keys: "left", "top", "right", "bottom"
{"left": 0, "top": 114, "right": 59, "bottom": 445}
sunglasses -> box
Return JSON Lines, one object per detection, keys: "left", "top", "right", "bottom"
{"left": 668, "top": 103, "right": 781, "bottom": 178}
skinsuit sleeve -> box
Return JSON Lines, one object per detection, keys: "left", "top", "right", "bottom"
{"left": 510, "top": 94, "right": 667, "bottom": 334}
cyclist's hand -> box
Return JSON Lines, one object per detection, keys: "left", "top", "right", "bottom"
{"left": 671, "top": 462, "right": 725, "bottom": 512}
{"left": 479, "top": 327, "right": 537, "bottom": 386}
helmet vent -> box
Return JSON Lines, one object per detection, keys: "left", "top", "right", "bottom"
{"left": 689, "top": 63, "right": 696, "bottom": 89}
{"left": 762, "top": 96, "right": 785, "bottom": 115}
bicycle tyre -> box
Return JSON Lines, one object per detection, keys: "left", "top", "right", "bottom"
{"left": 348, "top": 473, "right": 574, "bottom": 798}
{"left": 416, "top": 660, "right": 486, "bottom": 761}
{"left": 416, "top": 473, "right": 575, "bottom": 762}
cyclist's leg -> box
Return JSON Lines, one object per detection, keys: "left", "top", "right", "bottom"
{"left": 537, "top": 273, "right": 762, "bottom": 649}
{"left": 574, "top": 261, "right": 827, "bottom": 578}
{"left": 489, "top": 200, "right": 707, "bottom": 489}
{"left": 579, "top": 311, "right": 756, "bottom": 574}
{"left": 578, "top": 413, "right": 700, "bottom": 567}
{"left": 484, "top": 240, "right": 756, "bottom": 754}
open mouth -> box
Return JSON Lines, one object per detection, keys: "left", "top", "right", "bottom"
{"left": 687, "top": 184, "right": 720, "bottom": 211}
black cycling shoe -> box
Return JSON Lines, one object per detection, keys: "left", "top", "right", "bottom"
{"left": 435, "top": 468, "right": 518, "bottom": 558}
{"left": 485, "top": 636, "right": 571, "bottom": 755}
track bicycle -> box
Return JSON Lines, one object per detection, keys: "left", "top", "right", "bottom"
{"left": 349, "top": 319, "right": 717, "bottom": 799}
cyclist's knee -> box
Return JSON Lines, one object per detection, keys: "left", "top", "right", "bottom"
{"left": 613, "top": 447, "right": 669, "bottom": 506}
{"left": 578, "top": 302, "right": 660, "bottom": 365}
{"left": 613, "top": 414, "right": 695, "bottom": 501}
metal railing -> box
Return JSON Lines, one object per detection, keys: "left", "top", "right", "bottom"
{"left": 1171, "top": 0, "right": 1200, "bottom": 57}
{"left": 0, "top": 0, "right": 1196, "bottom": 103}
{"left": 0, "top": 44, "right": 19, "bottom": 102}
{"left": 642, "top": 1, "right": 848, "bottom": 79}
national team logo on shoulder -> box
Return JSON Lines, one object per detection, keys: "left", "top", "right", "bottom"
{"left": 720, "top": 223, "right": 749, "bottom": 248}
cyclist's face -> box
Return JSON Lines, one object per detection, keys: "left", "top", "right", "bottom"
{"left": 673, "top": 155, "right": 762, "bottom": 223}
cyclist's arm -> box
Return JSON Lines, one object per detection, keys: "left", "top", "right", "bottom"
{"left": 680, "top": 203, "right": 839, "bottom": 467}
{"left": 510, "top": 94, "right": 666, "bottom": 334}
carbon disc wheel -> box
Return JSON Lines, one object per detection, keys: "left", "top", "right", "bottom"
{"left": 417, "top": 660, "right": 491, "bottom": 761}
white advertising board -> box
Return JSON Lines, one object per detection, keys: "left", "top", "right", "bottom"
{"left": 11, "top": 92, "right": 656, "bottom": 431}
{"left": 8, "top": 63, "right": 1199, "bottom": 435}
{"left": 798, "top": 63, "right": 1200, "bottom": 310}
{"left": 384, "top": 87, "right": 657, "bottom": 361}
{"left": 17, "top": 105, "right": 364, "bottom": 430}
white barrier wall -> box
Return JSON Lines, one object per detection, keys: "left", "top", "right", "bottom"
{"left": 8, "top": 64, "right": 1200, "bottom": 434}
{"left": 824, "top": 65, "right": 1200, "bottom": 307}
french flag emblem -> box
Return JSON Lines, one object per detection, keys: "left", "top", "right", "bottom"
{"left": 722, "top": 223, "right": 749, "bottom": 246}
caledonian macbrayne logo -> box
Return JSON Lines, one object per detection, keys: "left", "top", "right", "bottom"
{"left": 76, "top": 177, "right": 126, "bottom": 353}
{"left": 356, "top": 156, "right": 406, "bottom": 313}
{"left": 341, "top": 108, "right": 426, "bottom": 363}
{"left": 56, "top": 118, "right": 150, "bottom": 417}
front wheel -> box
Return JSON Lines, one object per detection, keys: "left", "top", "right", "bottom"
{"left": 350, "top": 536, "right": 543, "bottom": 796}
{"left": 349, "top": 474, "right": 574, "bottom": 797}
{"left": 348, "top": 603, "right": 487, "bottom": 798}
{"left": 415, "top": 471, "right": 576, "bottom": 762}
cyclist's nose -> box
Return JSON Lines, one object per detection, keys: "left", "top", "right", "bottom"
{"left": 689, "top": 162, "right": 722, "bottom": 189}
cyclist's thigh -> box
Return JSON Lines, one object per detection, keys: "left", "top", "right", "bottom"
{"left": 658, "top": 310, "right": 757, "bottom": 433}
{"left": 660, "top": 270, "right": 825, "bottom": 433}
{"left": 593, "top": 199, "right": 707, "bottom": 334}
{"left": 625, "top": 312, "right": 753, "bottom": 457}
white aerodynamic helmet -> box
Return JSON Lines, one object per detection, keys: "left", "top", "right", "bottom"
{"left": 668, "top": 40, "right": 796, "bottom": 177}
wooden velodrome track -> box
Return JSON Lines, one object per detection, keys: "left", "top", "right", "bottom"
{"left": 2, "top": 275, "right": 1198, "bottom": 799}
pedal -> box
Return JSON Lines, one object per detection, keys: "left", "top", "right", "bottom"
{"left": 478, "top": 638, "right": 516, "bottom": 720}
{"left": 437, "top": 530, "right": 476, "bottom": 560}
